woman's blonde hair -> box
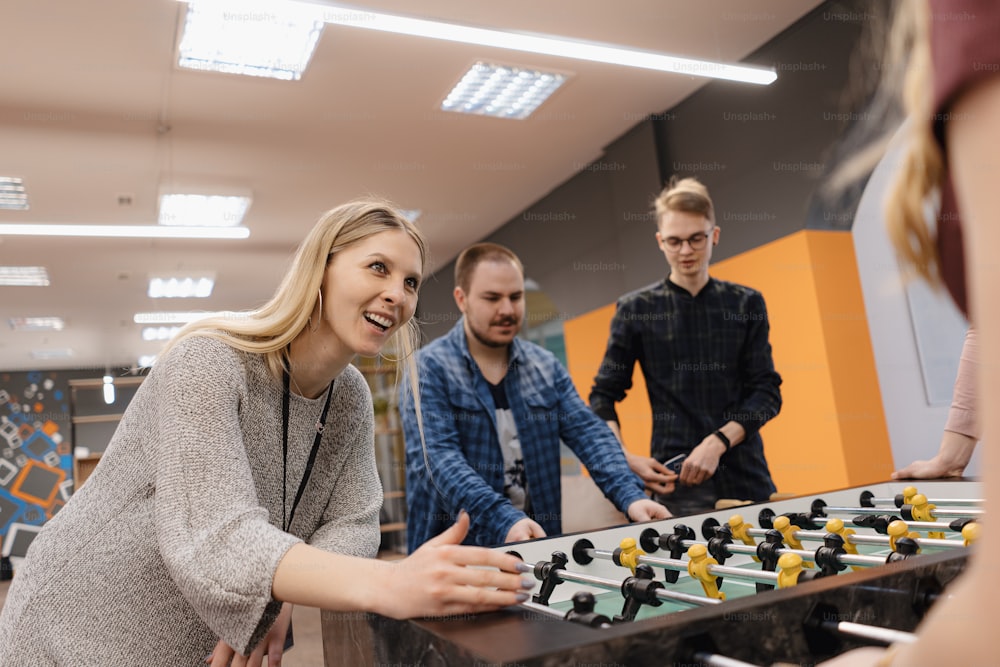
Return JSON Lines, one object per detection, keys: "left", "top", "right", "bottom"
{"left": 884, "top": 0, "right": 943, "bottom": 286}
{"left": 158, "top": 198, "right": 427, "bottom": 380}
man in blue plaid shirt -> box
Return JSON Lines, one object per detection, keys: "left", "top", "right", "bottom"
{"left": 400, "top": 243, "right": 669, "bottom": 550}
{"left": 589, "top": 177, "right": 783, "bottom": 516}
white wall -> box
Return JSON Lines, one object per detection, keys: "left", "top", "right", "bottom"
{"left": 853, "top": 131, "right": 981, "bottom": 476}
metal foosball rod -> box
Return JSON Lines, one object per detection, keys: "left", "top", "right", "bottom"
{"left": 574, "top": 537, "right": 785, "bottom": 588}
{"left": 811, "top": 497, "right": 982, "bottom": 520}
{"left": 689, "top": 624, "right": 915, "bottom": 667}
{"left": 860, "top": 486, "right": 983, "bottom": 508}
{"left": 692, "top": 652, "right": 763, "bottom": 667}
{"left": 793, "top": 527, "right": 971, "bottom": 551}
{"left": 518, "top": 593, "right": 613, "bottom": 629}
{"left": 527, "top": 551, "right": 721, "bottom": 620}
{"left": 639, "top": 522, "right": 918, "bottom": 581}
{"left": 804, "top": 602, "right": 921, "bottom": 649}
{"left": 577, "top": 535, "right": 844, "bottom": 600}
{"left": 856, "top": 516, "right": 974, "bottom": 533}
{"left": 715, "top": 511, "right": 971, "bottom": 539}
{"left": 824, "top": 620, "right": 917, "bottom": 646}
{"left": 550, "top": 565, "right": 718, "bottom": 607}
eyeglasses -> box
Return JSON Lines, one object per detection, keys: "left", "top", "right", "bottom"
{"left": 661, "top": 228, "right": 713, "bottom": 252}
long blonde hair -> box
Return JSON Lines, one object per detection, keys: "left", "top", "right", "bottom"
{"left": 884, "top": 0, "right": 943, "bottom": 286}
{"left": 158, "top": 199, "right": 427, "bottom": 381}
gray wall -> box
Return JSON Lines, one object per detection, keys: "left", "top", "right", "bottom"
{"left": 415, "top": 119, "right": 663, "bottom": 341}
{"left": 416, "top": 0, "right": 878, "bottom": 334}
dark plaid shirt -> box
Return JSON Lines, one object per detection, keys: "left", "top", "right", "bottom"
{"left": 589, "top": 276, "right": 782, "bottom": 501}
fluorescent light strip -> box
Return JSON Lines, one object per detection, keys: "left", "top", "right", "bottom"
{"left": 0, "top": 224, "right": 249, "bottom": 239}
{"left": 316, "top": 6, "right": 776, "bottom": 85}
{"left": 133, "top": 311, "right": 243, "bottom": 324}
{"left": 10, "top": 317, "right": 65, "bottom": 331}
{"left": 31, "top": 349, "right": 73, "bottom": 360}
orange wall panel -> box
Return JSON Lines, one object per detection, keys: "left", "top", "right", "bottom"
{"left": 710, "top": 232, "right": 848, "bottom": 493}
{"left": 805, "top": 231, "right": 894, "bottom": 485}
{"left": 564, "top": 305, "right": 651, "bottom": 460}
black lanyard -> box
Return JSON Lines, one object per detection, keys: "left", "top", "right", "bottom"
{"left": 282, "top": 369, "right": 334, "bottom": 532}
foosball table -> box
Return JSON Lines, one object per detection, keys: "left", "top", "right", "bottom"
{"left": 321, "top": 479, "right": 979, "bottom": 666}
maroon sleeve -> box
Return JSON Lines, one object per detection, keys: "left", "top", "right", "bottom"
{"left": 930, "top": 0, "right": 1000, "bottom": 143}
{"left": 929, "top": 0, "right": 1000, "bottom": 318}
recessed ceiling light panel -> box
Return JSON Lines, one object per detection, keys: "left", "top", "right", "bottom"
{"left": 178, "top": 0, "right": 325, "bottom": 81}
{"left": 442, "top": 62, "right": 567, "bottom": 120}
{"left": 158, "top": 194, "right": 251, "bottom": 227}
{"left": 142, "top": 326, "right": 183, "bottom": 341}
{"left": 0, "top": 177, "right": 29, "bottom": 211}
{"left": 148, "top": 275, "right": 216, "bottom": 298}
{"left": 0, "top": 266, "right": 50, "bottom": 286}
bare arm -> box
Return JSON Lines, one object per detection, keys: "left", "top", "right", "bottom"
{"left": 271, "top": 512, "right": 529, "bottom": 620}
{"left": 893, "top": 326, "right": 979, "bottom": 479}
{"left": 891, "top": 429, "right": 977, "bottom": 479}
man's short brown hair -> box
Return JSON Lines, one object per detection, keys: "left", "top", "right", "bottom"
{"left": 454, "top": 242, "right": 524, "bottom": 292}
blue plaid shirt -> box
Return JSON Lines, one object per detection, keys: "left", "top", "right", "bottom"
{"left": 400, "top": 319, "right": 648, "bottom": 549}
{"left": 589, "top": 277, "right": 782, "bottom": 502}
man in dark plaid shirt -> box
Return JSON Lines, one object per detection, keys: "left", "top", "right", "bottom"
{"left": 401, "top": 243, "right": 669, "bottom": 550}
{"left": 589, "top": 177, "right": 782, "bottom": 516}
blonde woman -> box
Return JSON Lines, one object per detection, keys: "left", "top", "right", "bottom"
{"left": 821, "top": 0, "right": 1000, "bottom": 665}
{"left": 0, "top": 200, "right": 531, "bottom": 666}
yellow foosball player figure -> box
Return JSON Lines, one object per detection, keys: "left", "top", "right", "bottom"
{"left": 686, "top": 544, "right": 725, "bottom": 600}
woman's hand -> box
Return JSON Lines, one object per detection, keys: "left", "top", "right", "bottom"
{"left": 206, "top": 602, "right": 293, "bottom": 667}
{"left": 373, "top": 511, "right": 533, "bottom": 620}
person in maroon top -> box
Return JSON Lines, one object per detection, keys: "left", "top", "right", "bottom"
{"left": 821, "top": 0, "right": 1000, "bottom": 665}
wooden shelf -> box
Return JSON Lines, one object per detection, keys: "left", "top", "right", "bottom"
{"left": 359, "top": 362, "right": 406, "bottom": 545}
{"left": 379, "top": 522, "right": 406, "bottom": 534}
{"left": 69, "top": 376, "right": 145, "bottom": 389}
{"left": 72, "top": 413, "right": 126, "bottom": 424}
{"left": 74, "top": 454, "right": 103, "bottom": 488}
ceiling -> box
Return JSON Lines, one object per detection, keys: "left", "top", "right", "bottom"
{"left": 0, "top": 0, "right": 822, "bottom": 373}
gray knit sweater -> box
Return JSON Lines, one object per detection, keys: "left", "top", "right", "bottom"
{"left": 0, "top": 336, "right": 382, "bottom": 665}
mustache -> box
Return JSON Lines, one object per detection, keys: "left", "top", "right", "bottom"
{"left": 492, "top": 316, "right": 519, "bottom": 326}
